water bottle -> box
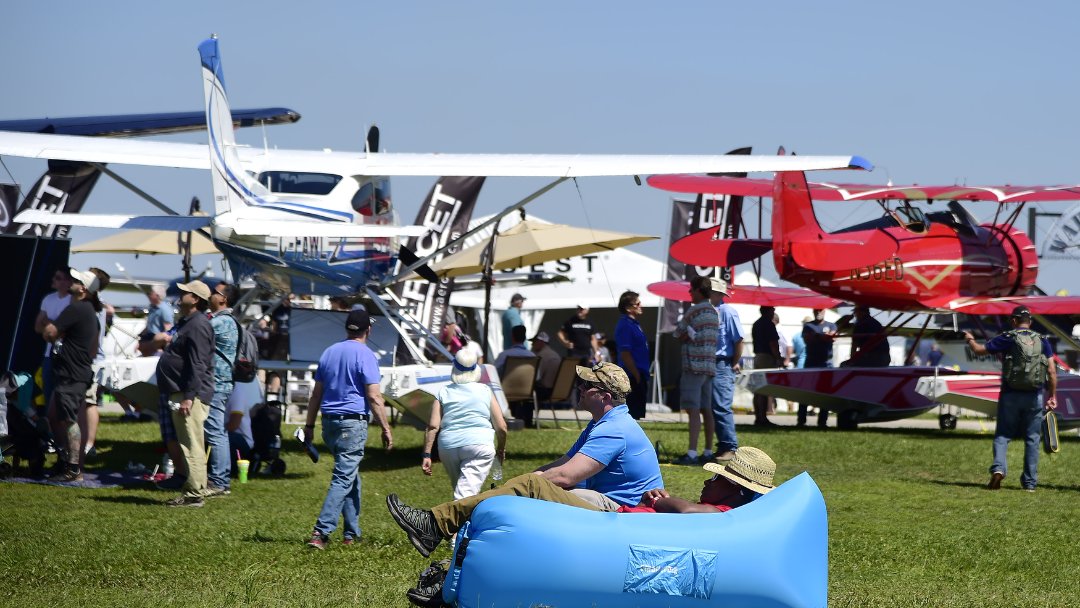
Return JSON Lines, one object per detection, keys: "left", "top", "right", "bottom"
{"left": 489, "top": 458, "right": 503, "bottom": 489}
{"left": 162, "top": 454, "right": 174, "bottom": 477}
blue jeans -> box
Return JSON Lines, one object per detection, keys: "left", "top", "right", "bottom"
{"left": 712, "top": 362, "right": 738, "bottom": 453}
{"left": 204, "top": 389, "right": 233, "bottom": 489}
{"left": 991, "top": 390, "right": 1044, "bottom": 489}
{"left": 315, "top": 417, "right": 368, "bottom": 539}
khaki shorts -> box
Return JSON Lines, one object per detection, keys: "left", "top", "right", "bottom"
{"left": 85, "top": 381, "right": 105, "bottom": 406}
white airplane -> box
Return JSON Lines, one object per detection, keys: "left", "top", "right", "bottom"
{"left": 1, "top": 36, "right": 872, "bottom": 300}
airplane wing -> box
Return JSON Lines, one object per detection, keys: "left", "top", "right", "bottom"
{"left": 669, "top": 232, "right": 773, "bottom": 267}
{"left": 938, "top": 296, "right": 1080, "bottom": 316}
{"left": 14, "top": 209, "right": 211, "bottom": 231}
{"left": 0, "top": 130, "right": 872, "bottom": 177}
{"left": 648, "top": 175, "right": 1080, "bottom": 202}
{"left": 647, "top": 280, "right": 845, "bottom": 308}
{"left": 220, "top": 218, "right": 427, "bottom": 238}
{"left": 0, "top": 107, "right": 299, "bottom": 138}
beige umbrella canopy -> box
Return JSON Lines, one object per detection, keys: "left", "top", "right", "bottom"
{"left": 427, "top": 219, "right": 657, "bottom": 278}
{"left": 72, "top": 229, "right": 219, "bottom": 256}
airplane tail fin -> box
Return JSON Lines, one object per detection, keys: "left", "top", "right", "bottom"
{"left": 199, "top": 36, "right": 270, "bottom": 215}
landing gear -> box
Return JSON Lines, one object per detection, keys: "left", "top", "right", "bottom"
{"left": 938, "top": 403, "right": 958, "bottom": 430}
{"left": 838, "top": 409, "right": 860, "bottom": 430}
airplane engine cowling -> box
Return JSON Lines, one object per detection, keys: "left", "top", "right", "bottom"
{"left": 981, "top": 223, "right": 1038, "bottom": 296}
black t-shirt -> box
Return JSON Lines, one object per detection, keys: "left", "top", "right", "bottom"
{"left": 751, "top": 317, "right": 780, "bottom": 355}
{"left": 802, "top": 320, "right": 838, "bottom": 367}
{"left": 52, "top": 299, "right": 99, "bottom": 385}
{"left": 561, "top": 315, "right": 595, "bottom": 355}
{"left": 852, "top": 317, "right": 890, "bottom": 366}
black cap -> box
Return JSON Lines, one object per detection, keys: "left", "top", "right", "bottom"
{"left": 1011, "top": 305, "right": 1032, "bottom": 318}
{"left": 346, "top": 309, "right": 371, "bottom": 333}
{"left": 511, "top": 293, "right": 526, "bottom": 304}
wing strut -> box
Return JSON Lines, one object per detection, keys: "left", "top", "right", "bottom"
{"left": 364, "top": 286, "right": 453, "bottom": 364}
{"left": 378, "top": 177, "right": 568, "bottom": 289}
{"left": 91, "top": 162, "right": 214, "bottom": 241}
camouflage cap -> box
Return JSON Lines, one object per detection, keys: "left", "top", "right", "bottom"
{"left": 575, "top": 362, "right": 631, "bottom": 401}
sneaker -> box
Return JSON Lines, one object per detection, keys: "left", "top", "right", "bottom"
{"left": 204, "top": 485, "right": 231, "bottom": 498}
{"left": 406, "top": 582, "right": 446, "bottom": 608}
{"left": 714, "top": 451, "right": 736, "bottom": 463}
{"left": 53, "top": 467, "right": 83, "bottom": 483}
{"left": 307, "top": 530, "right": 328, "bottom": 550}
{"left": 1023, "top": 487, "right": 1036, "bottom": 493}
{"left": 987, "top": 471, "right": 1004, "bottom": 491}
{"left": 673, "top": 454, "right": 699, "bottom": 466}
{"left": 418, "top": 559, "right": 451, "bottom": 588}
{"left": 341, "top": 536, "right": 356, "bottom": 546}
{"left": 386, "top": 494, "right": 442, "bottom": 557}
{"left": 165, "top": 495, "right": 205, "bottom": 508}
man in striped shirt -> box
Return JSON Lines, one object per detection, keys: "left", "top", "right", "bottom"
{"left": 672, "top": 276, "right": 720, "bottom": 464}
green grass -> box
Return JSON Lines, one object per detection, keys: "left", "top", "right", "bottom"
{"left": 1, "top": 416, "right": 1078, "bottom": 607}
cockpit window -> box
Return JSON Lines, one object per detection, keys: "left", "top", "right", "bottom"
{"left": 352, "top": 178, "right": 393, "bottom": 216}
{"left": 258, "top": 171, "right": 343, "bottom": 195}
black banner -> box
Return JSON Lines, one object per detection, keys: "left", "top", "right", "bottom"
{"left": 659, "top": 148, "right": 750, "bottom": 333}
{"left": 3, "top": 160, "right": 102, "bottom": 237}
{"left": 0, "top": 183, "right": 19, "bottom": 232}
{"left": 392, "top": 177, "right": 485, "bottom": 361}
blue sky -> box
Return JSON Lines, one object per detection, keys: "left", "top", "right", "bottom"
{"left": 2, "top": 1, "right": 1078, "bottom": 302}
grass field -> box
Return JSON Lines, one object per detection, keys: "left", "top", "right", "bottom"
{"left": 1, "top": 414, "right": 1077, "bottom": 607}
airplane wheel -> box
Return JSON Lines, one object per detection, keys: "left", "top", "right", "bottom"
{"left": 939, "top": 414, "right": 958, "bottom": 430}
{"left": 838, "top": 410, "right": 859, "bottom": 430}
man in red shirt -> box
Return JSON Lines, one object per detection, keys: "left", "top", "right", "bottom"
{"left": 619, "top": 446, "right": 775, "bottom": 513}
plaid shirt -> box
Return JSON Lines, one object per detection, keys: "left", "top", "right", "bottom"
{"left": 675, "top": 300, "right": 720, "bottom": 376}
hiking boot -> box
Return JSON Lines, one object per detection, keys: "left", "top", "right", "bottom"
{"left": 406, "top": 581, "right": 446, "bottom": 608}
{"left": 53, "top": 466, "right": 83, "bottom": 483}
{"left": 307, "top": 530, "right": 328, "bottom": 550}
{"left": 987, "top": 471, "right": 1004, "bottom": 490}
{"left": 714, "top": 451, "right": 736, "bottom": 463}
{"left": 165, "top": 495, "right": 205, "bottom": 508}
{"left": 673, "top": 453, "right": 699, "bottom": 466}
{"left": 418, "top": 559, "right": 451, "bottom": 588}
{"left": 204, "top": 485, "right": 231, "bottom": 498}
{"left": 386, "top": 494, "right": 442, "bottom": 557}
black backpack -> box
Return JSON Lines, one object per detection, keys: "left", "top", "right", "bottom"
{"left": 215, "top": 314, "right": 259, "bottom": 383}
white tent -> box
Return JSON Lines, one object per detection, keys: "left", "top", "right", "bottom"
{"left": 448, "top": 214, "right": 664, "bottom": 355}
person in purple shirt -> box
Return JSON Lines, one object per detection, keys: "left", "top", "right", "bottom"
{"left": 304, "top": 309, "right": 393, "bottom": 549}
{"left": 614, "top": 290, "right": 650, "bottom": 420}
{"left": 965, "top": 306, "right": 1057, "bottom": 492}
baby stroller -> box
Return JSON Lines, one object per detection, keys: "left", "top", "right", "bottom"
{"left": 249, "top": 399, "right": 287, "bottom": 476}
{"left": 0, "top": 372, "right": 50, "bottom": 479}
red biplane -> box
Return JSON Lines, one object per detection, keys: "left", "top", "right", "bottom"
{"left": 648, "top": 168, "right": 1080, "bottom": 429}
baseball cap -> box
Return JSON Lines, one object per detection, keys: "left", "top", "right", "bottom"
{"left": 532, "top": 331, "right": 550, "bottom": 343}
{"left": 1011, "top": 305, "right": 1032, "bottom": 318}
{"left": 176, "top": 280, "right": 211, "bottom": 301}
{"left": 575, "top": 362, "right": 630, "bottom": 401}
{"left": 511, "top": 293, "right": 526, "bottom": 304}
{"left": 69, "top": 268, "right": 101, "bottom": 294}
{"left": 709, "top": 277, "right": 729, "bottom": 295}
{"left": 345, "top": 309, "right": 371, "bottom": 333}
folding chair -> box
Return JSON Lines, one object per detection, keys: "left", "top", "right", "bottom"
{"left": 535, "top": 358, "right": 582, "bottom": 429}
{"left": 501, "top": 356, "right": 539, "bottom": 428}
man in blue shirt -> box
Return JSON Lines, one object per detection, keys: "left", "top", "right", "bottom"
{"left": 501, "top": 293, "right": 526, "bottom": 350}
{"left": 304, "top": 309, "right": 393, "bottom": 549}
{"left": 709, "top": 279, "right": 743, "bottom": 461}
{"left": 965, "top": 306, "right": 1057, "bottom": 492}
{"left": 205, "top": 284, "right": 239, "bottom": 497}
{"left": 386, "top": 362, "right": 663, "bottom": 556}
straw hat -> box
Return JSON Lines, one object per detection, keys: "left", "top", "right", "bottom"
{"left": 703, "top": 447, "right": 776, "bottom": 494}
{"left": 451, "top": 348, "right": 482, "bottom": 384}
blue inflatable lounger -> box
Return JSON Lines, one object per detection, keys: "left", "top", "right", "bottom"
{"left": 442, "top": 472, "right": 827, "bottom": 608}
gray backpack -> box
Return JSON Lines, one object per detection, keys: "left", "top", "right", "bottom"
{"left": 1002, "top": 329, "right": 1048, "bottom": 391}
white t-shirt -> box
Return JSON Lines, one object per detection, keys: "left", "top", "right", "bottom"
{"left": 227, "top": 379, "right": 263, "bottom": 449}
{"left": 462, "top": 340, "right": 484, "bottom": 363}
{"left": 40, "top": 292, "right": 71, "bottom": 358}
